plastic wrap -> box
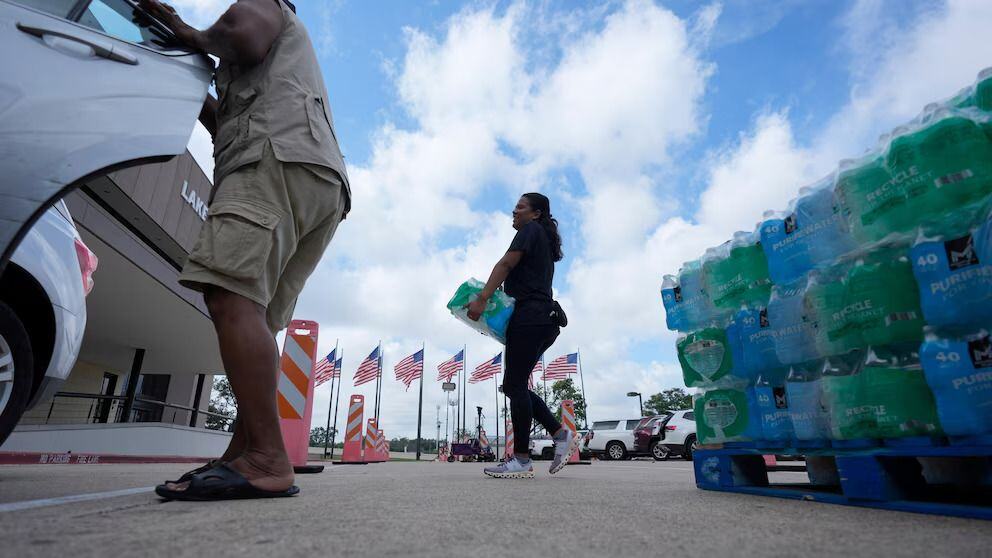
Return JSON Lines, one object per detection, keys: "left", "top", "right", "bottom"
{"left": 694, "top": 385, "right": 763, "bottom": 444}
{"left": 702, "top": 231, "right": 771, "bottom": 311}
{"left": 446, "top": 279, "right": 515, "bottom": 344}
{"left": 921, "top": 328, "right": 992, "bottom": 437}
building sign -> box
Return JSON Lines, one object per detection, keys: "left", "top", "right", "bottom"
{"left": 180, "top": 180, "right": 208, "bottom": 221}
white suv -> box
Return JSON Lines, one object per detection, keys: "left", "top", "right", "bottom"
{"left": 658, "top": 410, "right": 698, "bottom": 461}
{"left": 1, "top": 201, "right": 96, "bottom": 444}
{"left": 586, "top": 418, "right": 642, "bottom": 460}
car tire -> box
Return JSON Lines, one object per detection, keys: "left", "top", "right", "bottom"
{"left": 650, "top": 441, "right": 670, "bottom": 461}
{"left": 683, "top": 435, "right": 698, "bottom": 461}
{"left": 541, "top": 447, "right": 554, "bottom": 461}
{"left": 0, "top": 301, "right": 33, "bottom": 447}
{"left": 605, "top": 441, "right": 627, "bottom": 461}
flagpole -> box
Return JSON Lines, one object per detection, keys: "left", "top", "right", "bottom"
{"left": 577, "top": 348, "right": 589, "bottom": 429}
{"left": 374, "top": 340, "right": 383, "bottom": 422}
{"left": 494, "top": 353, "right": 501, "bottom": 460}
{"left": 541, "top": 353, "right": 548, "bottom": 404}
{"left": 329, "top": 347, "right": 344, "bottom": 459}
{"left": 462, "top": 344, "right": 467, "bottom": 440}
{"left": 323, "top": 340, "right": 339, "bottom": 458}
{"left": 416, "top": 342, "right": 425, "bottom": 461}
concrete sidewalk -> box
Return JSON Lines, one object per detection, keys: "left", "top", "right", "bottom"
{"left": 1, "top": 460, "right": 989, "bottom": 557}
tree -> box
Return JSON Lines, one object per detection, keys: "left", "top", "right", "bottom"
{"left": 309, "top": 426, "right": 329, "bottom": 447}
{"left": 644, "top": 388, "right": 693, "bottom": 415}
{"left": 206, "top": 377, "right": 235, "bottom": 431}
{"left": 548, "top": 378, "right": 587, "bottom": 428}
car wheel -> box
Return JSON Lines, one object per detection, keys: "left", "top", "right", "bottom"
{"left": 605, "top": 441, "right": 627, "bottom": 461}
{"left": 683, "top": 435, "right": 698, "bottom": 461}
{"left": 650, "top": 441, "right": 670, "bottom": 461}
{"left": 0, "top": 301, "right": 33, "bottom": 446}
{"left": 541, "top": 447, "right": 554, "bottom": 460}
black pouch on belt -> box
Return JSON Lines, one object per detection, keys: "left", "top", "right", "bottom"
{"left": 550, "top": 300, "right": 568, "bottom": 328}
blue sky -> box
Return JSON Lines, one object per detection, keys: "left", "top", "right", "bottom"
{"left": 179, "top": 0, "right": 992, "bottom": 437}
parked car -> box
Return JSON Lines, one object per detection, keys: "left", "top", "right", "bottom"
{"left": 632, "top": 413, "right": 675, "bottom": 460}
{"left": 586, "top": 418, "right": 644, "bottom": 460}
{"left": 658, "top": 410, "right": 698, "bottom": 461}
{"left": 0, "top": 202, "right": 96, "bottom": 444}
{"left": 0, "top": 0, "right": 212, "bottom": 273}
{"left": 531, "top": 434, "right": 554, "bottom": 460}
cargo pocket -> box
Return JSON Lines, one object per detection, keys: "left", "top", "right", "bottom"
{"left": 196, "top": 200, "right": 281, "bottom": 280}
{"left": 305, "top": 95, "right": 326, "bottom": 143}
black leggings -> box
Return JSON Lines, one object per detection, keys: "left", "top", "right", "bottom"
{"left": 503, "top": 321, "right": 561, "bottom": 455}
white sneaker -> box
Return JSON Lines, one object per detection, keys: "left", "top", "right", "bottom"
{"left": 484, "top": 457, "right": 534, "bottom": 479}
{"left": 549, "top": 429, "right": 578, "bottom": 474}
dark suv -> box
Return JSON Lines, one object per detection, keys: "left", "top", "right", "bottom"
{"left": 632, "top": 413, "right": 673, "bottom": 460}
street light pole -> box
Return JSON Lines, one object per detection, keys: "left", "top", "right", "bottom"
{"left": 627, "top": 391, "right": 643, "bottom": 416}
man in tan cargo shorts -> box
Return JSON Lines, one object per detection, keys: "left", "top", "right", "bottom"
{"left": 140, "top": 0, "right": 349, "bottom": 500}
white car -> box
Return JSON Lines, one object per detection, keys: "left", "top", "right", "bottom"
{"left": 658, "top": 409, "right": 698, "bottom": 461}
{"left": 0, "top": 201, "right": 96, "bottom": 444}
{"left": 0, "top": 0, "right": 212, "bottom": 273}
{"left": 585, "top": 418, "right": 643, "bottom": 460}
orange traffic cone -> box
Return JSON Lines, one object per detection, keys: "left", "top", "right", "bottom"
{"left": 562, "top": 400, "right": 591, "bottom": 465}
{"left": 338, "top": 395, "right": 368, "bottom": 464}
{"left": 276, "top": 320, "right": 324, "bottom": 473}
{"left": 505, "top": 418, "right": 514, "bottom": 461}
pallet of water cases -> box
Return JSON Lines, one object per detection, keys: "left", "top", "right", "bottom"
{"left": 693, "top": 436, "right": 992, "bottom": 520}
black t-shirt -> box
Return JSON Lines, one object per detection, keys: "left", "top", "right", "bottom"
{"left": 504, "top": 221, "right": 555, "bottom": 326}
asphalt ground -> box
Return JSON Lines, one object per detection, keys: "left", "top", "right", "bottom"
{"left": 1, "top": 459, "right": 990, "bottom": 558}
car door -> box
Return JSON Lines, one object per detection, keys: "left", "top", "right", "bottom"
{"left": 623, "top": 419, "right": 641, "bottom": 451}
{"left": 0, "top": 0, "right": 213, "bottom": 272}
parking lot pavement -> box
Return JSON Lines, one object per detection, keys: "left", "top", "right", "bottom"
{"left": 1, "top": 460, "right": 990, "bottom": 558}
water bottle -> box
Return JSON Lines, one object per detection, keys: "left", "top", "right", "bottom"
{"left": 795, "top": 178, "right": 858, "bottom": 267}
{"left": 921, "top": 328, "right": 992, "bottom": 437}
{"left": 820, "top": 351, "right": 871, "bottom": 441}
{"left": 768, "top": 280, "right": 819, "bottom": 365}
{"left": 703, "top": 231, "right": 771, "bottom": 311}
{"left": 760, "top": 208, "right": 808, "bottom": 285}
{"left": 677, "top": 259, "right": 721, "bottom": 330}
{"left": 835, "top": 152, "right": 893, "bottom": 243}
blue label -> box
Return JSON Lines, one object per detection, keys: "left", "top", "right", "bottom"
{"left": 911, "top": 216, "right": 992, "bottom": 330}
{"left": 661, "top": 287, "right": 683, "bottom": 331}
{"left": 921, "top": 333, "right": 992, "bottom": 436}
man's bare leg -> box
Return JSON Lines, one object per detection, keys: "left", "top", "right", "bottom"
{"left": 203, "top": 287, "right": 293, "bottom": 492}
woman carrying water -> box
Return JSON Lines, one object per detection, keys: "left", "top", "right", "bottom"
{"left": 467, "top": 193, "right": 577, "bottom": 478}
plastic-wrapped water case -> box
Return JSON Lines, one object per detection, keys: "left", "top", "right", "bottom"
{"left": 694, "top": 385, "right": 763, "bottom": 444}
{"left": 702, "top": 231, "right": 772, "bottom": 311}
{"left": 675, "top": 260, "right": 723, "bottom": 330}
{"left": 785, "top": 362, "right": 831, "bottom": 441}
{"left": 755, "top": 370, "right": 795, "bottom": 442}
{"left": 446, "top": 279, "right": 515, "bottom": 344}
{"left": 921, "top": 328, "right": 992, "bottom": 437}
{"left": 821, "top": 347, "right": 942, "bottom": 440}
{"left": 660, "top": 274, "right": 683, "bottom": 332}
{"left": 806, "top": 243, "right": 926, "bottom": 357}
{"left": 760, "top": 176, "right": 857, "bottom": 284}
{"left": 727, "top": 306, "right": 782, "bottom": 381}
{"left": 768, "top": 281, "right": 820, "bottom": 365}
{"left": 910, "top": 204, "right": 992, "bottom": 331}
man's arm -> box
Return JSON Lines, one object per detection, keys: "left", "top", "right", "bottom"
{"left": 139, "top": 0, "right": 282, "bottom": 67}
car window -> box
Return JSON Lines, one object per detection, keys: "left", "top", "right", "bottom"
{"left": 74, "top": 0, "right": 180, "bottom": 50}
{"left": 683, "top": 412, "right": 695, "bottom": 421}
{"left": 625, "top": 420, "right": 641, "bottom": 430}
{"left": 592, "top": 421, "right": 619, "bottom": 430}
{"left": 14, "top": 0, "right": 77, "bottom": 17}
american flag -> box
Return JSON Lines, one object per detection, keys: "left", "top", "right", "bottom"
{"left": 436, "top": 350, "right": 463, "bottom": 382}
{"left": 333, "top": 357, "right": 342, "bottom": 378}
{"left": 354, "top": 346, "right": 381, "bottom": 386}
{"left": 544, "top": 352, "right": 578, "bottom": 380}
{"left": 469, "top": 353, "right": 502, "bottom": 383}
{"left": 314, "top": 349, "right": 337, "bottom": 387}
{"left": 394, "top": 349, "right": 424, "bottom": 391}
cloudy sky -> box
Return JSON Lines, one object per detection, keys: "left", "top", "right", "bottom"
{"left": 176, "top": 0, "right": 992, "bottom": 440}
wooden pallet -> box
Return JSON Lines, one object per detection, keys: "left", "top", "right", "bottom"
{"left": 694, "top": 441, "right": 992, "bottom": 520}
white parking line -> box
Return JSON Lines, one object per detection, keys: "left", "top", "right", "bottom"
{"left": 0, "top": 486, "right": 154, "bottom": 513}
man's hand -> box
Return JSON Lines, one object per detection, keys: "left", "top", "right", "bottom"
{"left": 466, "top": 297, "right": 487, "bottom": 322}
{"left": 138, "top": 0, "right": 199, "bottom": 48}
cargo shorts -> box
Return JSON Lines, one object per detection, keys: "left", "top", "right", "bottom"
{"left": 179, "top": 142, "right": 347, "bottom": 333}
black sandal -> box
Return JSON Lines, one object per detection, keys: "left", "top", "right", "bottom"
{"left": 155, "top": 463, "right": 300, "bottom": 501}
{"left": 165, "top": 459, "right": 222, "bottom": 485}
